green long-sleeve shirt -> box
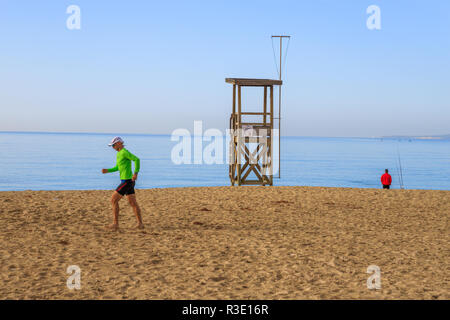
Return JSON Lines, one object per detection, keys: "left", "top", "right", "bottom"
{"left": 107, "top": 148, "right": 140, "bottom": 180}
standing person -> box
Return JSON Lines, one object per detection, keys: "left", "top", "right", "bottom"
{"left": 102, "top": 137, "right": 143, "bottom": 231}
{"left": 381, "top": 169, "right": 392, "bottom": 189}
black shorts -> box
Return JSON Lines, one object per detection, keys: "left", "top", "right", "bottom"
{"left": 116, "top": 179, "right": 135, "bottom": 196}
{"left": 383, "top": 185, "right": 390, "bottom": 189}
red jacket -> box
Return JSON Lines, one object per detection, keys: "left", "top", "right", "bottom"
{"left": 381, "top": 173, "right": 392, "bottom": 185}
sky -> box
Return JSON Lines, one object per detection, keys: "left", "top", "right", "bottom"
{"left": 0, "top": 0, "right": 449, "bottom": 137}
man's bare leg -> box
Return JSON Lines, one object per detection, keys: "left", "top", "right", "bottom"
{"left": 107, "top": 191, "right": 123, "bottom": 231}
{"left": 127, "top": 194, "right": 144, "bottom": 229}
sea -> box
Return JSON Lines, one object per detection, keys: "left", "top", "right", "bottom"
{"left": 0, "top": 131, "right": 449, "bottom": 191}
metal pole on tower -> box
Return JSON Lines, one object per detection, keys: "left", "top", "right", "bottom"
{"left": 271, "top": 35, "right": 290, "bottom": 179}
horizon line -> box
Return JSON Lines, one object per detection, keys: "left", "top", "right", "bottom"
{"left": 0, "top": 130, "right": 448, "bottom": 140}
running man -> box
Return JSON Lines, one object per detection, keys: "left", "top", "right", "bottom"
{"left": 102, "top": 137, "right": 143, "bottom": 231}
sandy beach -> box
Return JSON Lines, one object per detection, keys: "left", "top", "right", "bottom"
{"left": 0, "top": 186, "right": 448, "bottom": 299}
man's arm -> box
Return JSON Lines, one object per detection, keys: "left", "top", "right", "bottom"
{"left": 102, "top": 165, "right": 118, "bottom": 174}
{"left": 125, "top": 150, "right": 140, "bottom": 180}
{"left": 125, "top": 151, "right": 140, "bottom": 173}
{"left": 108, "top": 165, "right": 119, "bottom": 172}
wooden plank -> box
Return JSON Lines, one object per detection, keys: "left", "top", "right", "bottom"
{"left": 243, "top": 137, "right": 269, "bottom": 143}
{"left": 270, "top": 86, "right": 274, "bottom": 128}
{"left": 242, "top": 144, "right": 264, "bottom": 178}
{"left": 225, "top": 78, "right": 283, "bottom": 86}
{"left": 238, "top": 85, "right": 242, "bottom": 126}
{"left": 242, "top": 165, "right": 262, "bottom": 182}
{"left": 238, "top": 125, "right": 271, "bottom": 129}
{"left": 269, "top": 86, "right": 274, "bottom": 181}
{"left": 242, "top": 156, "right": 264, "bottom": 182}
{"left": 240, "top": 112, "right": 269, "bottom": 115}
{"left": 239, "top": 122, "right": 270, "bottom": 126}
{"left": 239, "top": 144, "right": 252, "bottom": 174}
{"left": 264, "top": 86, "right": 267, "bottom": 125}
{"left": 232, "top": 84, "right": 236, "bottom": 115}
{"left": 241, "top": 147, "right": 264, "bottom": 182}
{"left": 237, "top": 163, "right": 241, "bottom": 186}
{"left": 237, "top": 83, "right": 242, "bottom": 186}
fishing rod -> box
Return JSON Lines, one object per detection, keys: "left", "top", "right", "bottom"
{"left": 395, "top": 161, "right": 402, "bottom": 189}
{"left": 396, "top": 143, "right": 405, "bottom": 189}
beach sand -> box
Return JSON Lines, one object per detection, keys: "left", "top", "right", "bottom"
{"left": 0, "top": 186, "right": 448, "bottom": 299}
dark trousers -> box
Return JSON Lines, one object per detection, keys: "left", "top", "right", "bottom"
{"left": 383, "top": 185, "right": 390, "bottom": 189}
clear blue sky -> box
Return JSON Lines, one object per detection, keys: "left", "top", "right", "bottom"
{"left": 0, "top": 0, "right": 449, "bottom": 137}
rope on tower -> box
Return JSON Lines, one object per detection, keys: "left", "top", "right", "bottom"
{"left": 271, "top": 37, "right": 280, "bottom": 78}
{"left": 271, "top": 36, "right": 291, "bottom": 78}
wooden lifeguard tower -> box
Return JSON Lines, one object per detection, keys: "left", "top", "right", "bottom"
{"left": 226, "top": 78, "right": 282, "bottom": 186}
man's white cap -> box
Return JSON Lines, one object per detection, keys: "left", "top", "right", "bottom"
{"left": 108, "top": 136, "right": 124, "bottom": 146}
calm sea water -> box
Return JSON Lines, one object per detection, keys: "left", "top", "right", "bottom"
{"left": 0, "top": 132, "right": 449, "bottom": 191}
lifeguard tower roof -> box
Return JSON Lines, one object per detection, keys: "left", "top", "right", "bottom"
{"left": 225, "top": 78, "right": 282, "bottom": 87}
